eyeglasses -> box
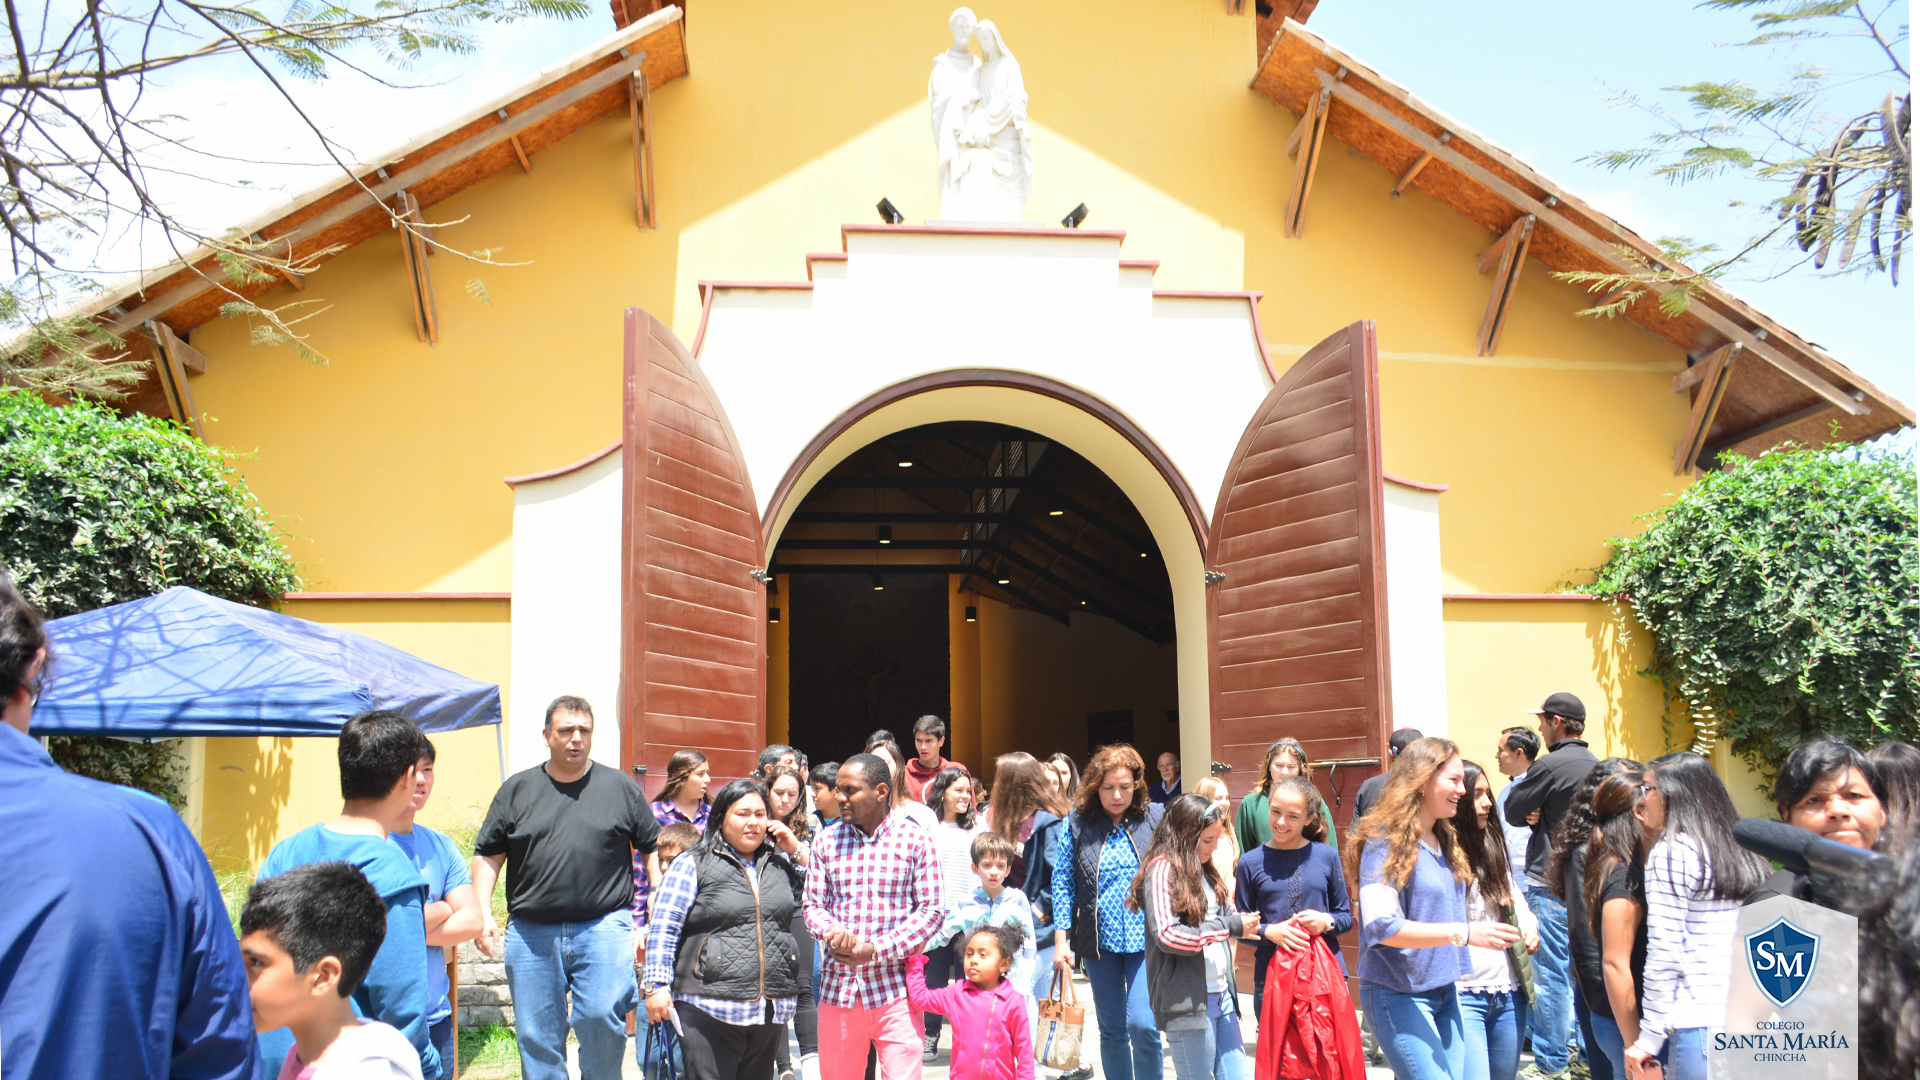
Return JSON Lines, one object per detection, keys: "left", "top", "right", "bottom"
{"left": 1637, "top": 783, "right": 1657, "bottom": 796}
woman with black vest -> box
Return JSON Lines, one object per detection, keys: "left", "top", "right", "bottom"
{"left": 1051, "top": 743, "right": 1167, "bottom": 1080}
{"left": 643, "top": 779, "right": 805, "bottom": 1080}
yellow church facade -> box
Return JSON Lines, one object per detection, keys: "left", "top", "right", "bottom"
{"left": 81, "top": 1, "right": 1910, "bottom": 867}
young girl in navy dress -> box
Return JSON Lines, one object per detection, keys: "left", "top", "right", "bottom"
{"left": 1232, "top": 775, "right": 1352, "bottom": 1030}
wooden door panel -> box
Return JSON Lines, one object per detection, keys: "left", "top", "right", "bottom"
{"left": 1208, "top": 321, "right": 1391, "bottom": 853}
{"left": 623, "top": 309, "right": 767, "bottom": 797}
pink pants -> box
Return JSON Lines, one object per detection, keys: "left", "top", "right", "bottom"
{"left": 819, "top": 997, "right": 924, "bottom": 1080}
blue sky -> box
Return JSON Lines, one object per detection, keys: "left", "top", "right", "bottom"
{"left": 1311, "top": 0, "right": 1914, "bottom": 407}
{"left": 108, "top": 1, "right": 1914, "bottom": 410}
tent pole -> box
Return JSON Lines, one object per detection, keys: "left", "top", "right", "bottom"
{"left": 495, "top": 723, "right": 507, "bottom": 782}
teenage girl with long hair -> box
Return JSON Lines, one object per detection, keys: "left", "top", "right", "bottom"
{"left": 1623, "top": 753, "right": 1768, "bottom": 1080}
{"left": 1048, "top": 753, "right": 1081, "bottom": 804}
{"left": 921, "top": 765, "right": 980, "bottom": 1058}
{"left": 1580, "top": 768, "right": 1649, "bottom": 1080}
{"left": 1128, "top": 794, "right": 1259, "bottom": 1080}
{"left": 1451, "top": 761, "right": 1540, "bottom": 1080}
{"left": 988, "top": 752, "right": 1073, "bottom": 1014}
{"left": 1346, "top": 738, "right": 1519, "bottom": 1080}
{"left": 1191, "top": 776, "right": 1239, "bottom": 900}
{"left": 1546, "top": 758, "right": 1638, "bottom": 1080}
{"left": 636, "top": 749, "right": 715, "bottom": 929}
{"left": 1232, "top": 775, "right": 1351, "bottom": 1034}
{"left": 1233, "top": 738, "right": 1338, "bottom": 851}
{"left": 1052, "top": 743, "right": 1166, "bottom": 1080}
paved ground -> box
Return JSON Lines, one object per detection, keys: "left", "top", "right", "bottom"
{"left": 574, "top": 972, "right": 1402, "bottom": 1080}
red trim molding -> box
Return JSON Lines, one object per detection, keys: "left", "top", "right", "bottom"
{"left": 692, "top": 280, "right": 816, "bottom": 356}
{"left": 839, "top": 223, "right": 1128, "bottom": 249}
{"left": 1152, "top": 290, "right": 1278, "bottom": 383}
{"left": 1383, "top": 472, "right": 1449, "bottom": 492}
{"left": 1442, "top": 593, "right": 1597, "bottom": 602}
{"left": 283, "top": 591, "right": 511, "bottom": 601}
{"left": 805, "top": 252, "right": 849, "bottom": 281}
{"left": 762, "top": 369, "right": 1210, "bottom": 552}
{"left": 1119, "top": 259, "right": 1161, "bottom": 272}
{"left": 503, "top": 439, "right": 622, "bottom": 486}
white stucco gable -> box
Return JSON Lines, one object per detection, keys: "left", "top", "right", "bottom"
{"left": 693, "top": 225, "right": 1276, "bottom": 526}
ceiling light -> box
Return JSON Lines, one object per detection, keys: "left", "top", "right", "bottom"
{"left": 1048, "top": 508, "right": 1064, "bottom": 516}
{"left": 1080, "top": 600, "right": 1087, "bottom": 605}
{"left": 965, "top": 605, "right": 978, "bottom": 622}
{"left": 871, "top": 573, "right": 885, "bottom": 591}
{"left": 878, "top": 525, "right": 892, "bottom": 545}
{"left": 997, "top": 576, "right": 1011, "bottom": 585}
{"left": 894, "top": 442, "right": 914, "bottom": 468}
{"left": 768, "top": 607, "right": 781, "bottom": 623}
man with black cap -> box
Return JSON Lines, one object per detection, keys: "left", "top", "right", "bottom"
{"left": 1503, "top": 692, "right": 1597, "bottom": 1079}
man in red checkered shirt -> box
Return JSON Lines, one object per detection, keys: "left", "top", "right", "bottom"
{"left": 805, "top": 752, "right": 944, "bottom": 1080}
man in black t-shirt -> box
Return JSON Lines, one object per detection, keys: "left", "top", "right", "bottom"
{"left": 472, "top": 695, "right": 658, "bottom": 1080}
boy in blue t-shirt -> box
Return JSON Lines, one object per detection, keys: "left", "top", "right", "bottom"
{"left": 390, "top": 737, "right": 483, "bottom": 1079}
{"left": 256, "top": 711, "right": 440, "bottom": 1079}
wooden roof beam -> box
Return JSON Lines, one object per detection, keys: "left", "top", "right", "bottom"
{"left": 102, "top": 48, "right": 654, "bottom": 338}
{"left": 1673, "top": 342, "right": 1740, "bottom": 474}
{"left": 143, "top": 321, "right": 206, "bottom": 439}
{"left": 999, "top": 518, "right": 1175, "bottom": 615}
{"left": 1283, "top": 85, "right": 1331, "bottom": 238}
{"left": 629, "top": 69, "right": 656, "bottom": 229}
{"left": 393, "top": 192, "right": 439, "bottom": 344}
{"left": 1476, "top": 214, "right": 1534, "bottom": 356}
{"left": 1390, "top": 134, "right": 1445, "bottom": 198}
{"left": 981, "top": 539, "right": 1170, "bottom": 643}
{"left": 1704, "top": 393, "right": 1863, "bottom": 459}
{"left": 1312, "top": 68, "right": 1870, "bottom": 418}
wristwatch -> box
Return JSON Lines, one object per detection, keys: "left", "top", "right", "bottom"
{"left": 1448, "top": 923, "right": 1469, "bottom": 948}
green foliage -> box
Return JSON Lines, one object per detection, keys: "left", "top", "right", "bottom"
{"left": 0, "top": 390, "right": 301, "bottom": 801}
{"left": 457, "top": 1022, "right": 523, "bottom": 1079}
{"left": 1581, "top": 443, "right": 1919, "bottom": 782}
{"left": 1560, "top": 0, "right": 1909, "bottom": 308}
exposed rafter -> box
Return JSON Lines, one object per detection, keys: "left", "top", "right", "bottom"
{"left": 143, "top": 321, "right": 205, "bottom": 439}
{"left": 629, "top": 68, "right": 656, "bottom": 229}
{"left": 393, "top": 192, "right": 440, "bottom": 345}
{"left": 1282, "top": 84, "right": 1331, "bottom": 238}
{"left": 1475, "top": 214, "right": 1534, "bottom": 356}
{"left": 1673, "top": 343, "right": 1741, "bottom": 474}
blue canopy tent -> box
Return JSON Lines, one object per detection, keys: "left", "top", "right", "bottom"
{"left": 33, "top": 587, "right": 502, "bottom": 765}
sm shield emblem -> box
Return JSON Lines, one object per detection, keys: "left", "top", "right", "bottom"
{"left": 1745, "top": 917, "right": 1820, "bottom": 1009}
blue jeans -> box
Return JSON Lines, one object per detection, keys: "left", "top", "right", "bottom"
{"left": 1658, "top": 1026, "right": 1711, "bottom": 1080}
{"left": 1524, "top": 884, "right": 1574, "bottom": 1073}
{"left": 428, "top": 1017, "right": 455, "bottom": 1080}
{"left": 504, "top": 909, "right": 638, "bottom": 1080}
{"left": 1574, "top": 991, "right": 1614, "bottom": 1080}
{"left": 1358, "top": 981, "right": 1466, "bottom": 1080}
{"left": 1457, "top": 989, "right": 1527, "bottom": 1080}
{"left": 1163, "top": 993, "right": 1250, "bottom": 1080}
{"left": 1586, "top": 1012, "right": 1626, "bottom": 1080}
{"left": 1084, "top": 951, "right": 1162, "bottom": 1080}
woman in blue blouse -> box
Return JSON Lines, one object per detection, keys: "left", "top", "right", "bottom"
{"left": 1233, "top": 775, "right": 1352, "bottom": 1029}
{"left": 1344, "top": 738, "right": 1520, "bottom": 1080}
{"left": 1053, "top": 743, "right": 1166, "bottom": 1080}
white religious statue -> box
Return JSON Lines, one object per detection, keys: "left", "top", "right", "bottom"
{"left": 928, "top": 10, "right": 1032, "bottom": 221}
{"left": 929, "top": 8, "right": 982, "bottom": 217}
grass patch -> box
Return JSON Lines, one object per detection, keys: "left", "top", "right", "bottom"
{"left": 440, "top": 813, "right": 509, "bottom": 929}
{"left": 218, "top": 868, "right": 255, "bottom": 937}
{"left": 456, "top": 1022, "right": 522, "bottom": 1080}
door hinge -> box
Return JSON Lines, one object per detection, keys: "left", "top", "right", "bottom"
{"left": 1204, "top": 570, "right": 1225, "bottom": 585}
{"left": 749, "top": 569, "right": 773, "bottom": 584}
{"left": 1211, "top": 761, "right": 1232, "bottom": 775}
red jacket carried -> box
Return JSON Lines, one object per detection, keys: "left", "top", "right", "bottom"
{"left": 1254, "top": 931, "right": 1366, "bottom": 1080}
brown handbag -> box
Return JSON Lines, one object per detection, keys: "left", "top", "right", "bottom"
{"left": 1036, "top": 967, "right": 1086, "bottom": 1070}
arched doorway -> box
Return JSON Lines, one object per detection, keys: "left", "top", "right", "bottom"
{"left": 757, "top": 374, "right": 1214, "bottom": 784}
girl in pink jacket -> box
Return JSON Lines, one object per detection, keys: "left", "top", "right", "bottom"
{"left": 907, "top": 924, "right": 1036, "bottom": 1080}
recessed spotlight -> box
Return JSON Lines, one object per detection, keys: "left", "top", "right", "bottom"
{"left": 878, "top": 525, "right": 892, "bottom": 545}
{"left": 871, "top": 573, "right": 885, "bottom": 591}
{"left": 1048, "top": 508, "right": 1064, "bottom": 516}
{"left": 1140, "top": 552, "right": 1148, "bottom": 558}
{"left": 965, "top": 605, "right": 978, "bottom": 622}
{"left": 768, "top": 607, "right": 781, "bottom": 623}
{"left": 893, "top": 441, "right": 914, "bottom": 467}
{"left": 997, "top": 577, "right": 1011, "bottom": 585}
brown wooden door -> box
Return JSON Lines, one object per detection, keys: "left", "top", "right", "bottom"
{"left": 1207, "top": 319, "right": 1392, "bottom": 833}
{"left": 621, "top": 309, "right": 767, "bottom": 797}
